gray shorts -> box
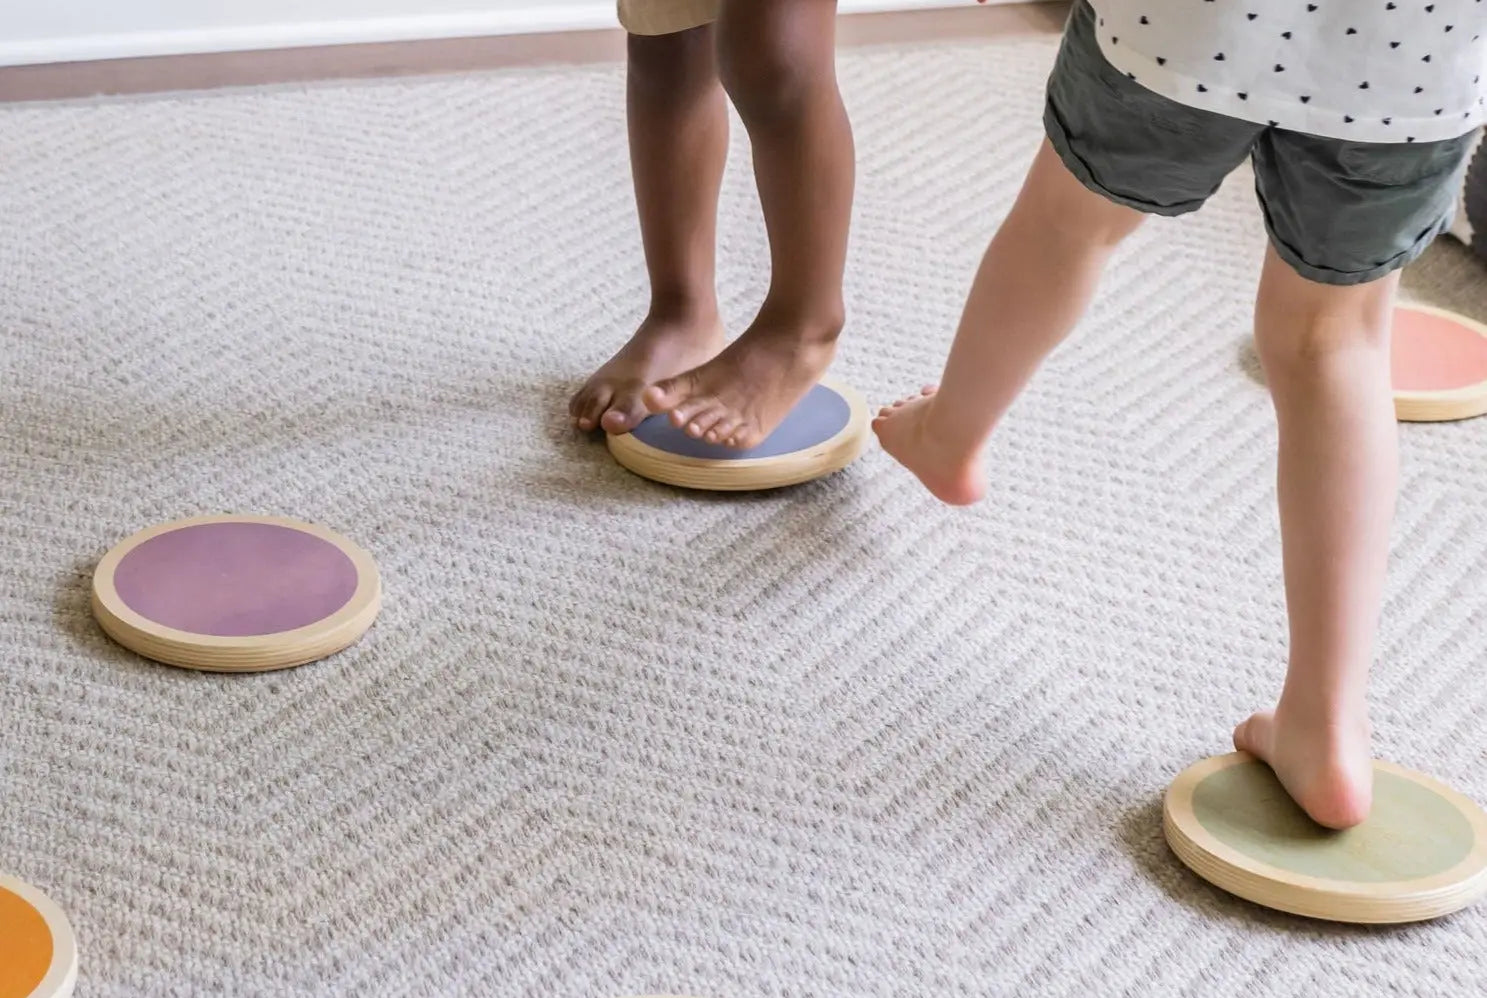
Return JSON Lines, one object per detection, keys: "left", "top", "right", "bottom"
{"left": 1044, "top": 0, "right": 1477, "bottom": 285}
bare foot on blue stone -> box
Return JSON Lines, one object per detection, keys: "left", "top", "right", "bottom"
{"left": 641, "top": 313, "right": 840, "bottom": 448}
{"left": 570, "top": 309, "right": 725, "bottom": 435}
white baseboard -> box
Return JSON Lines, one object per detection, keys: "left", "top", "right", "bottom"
{"left": 0, "top": 0, "right": 1035, "bottom": 68}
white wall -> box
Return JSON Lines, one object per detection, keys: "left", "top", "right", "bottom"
{"left": 0, "top": 0, "right": 1002, "bottom": 67}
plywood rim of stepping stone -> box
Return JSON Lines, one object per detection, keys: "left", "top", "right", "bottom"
{"left": 0, "top": 874, "right": 78, "bottom": 998}
{"left": 606, "top": 378, "right": 871, "bottom": 491}
{"left": 1392, "top": 304, "right": 1487, "bottom": 422}
{"left": 91, "top": 514, "right": 381, "bottom": 673}
{"left": 1164, "top": 752, "right": 1487, "bottom": 924}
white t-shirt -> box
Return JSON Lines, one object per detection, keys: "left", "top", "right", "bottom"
{"left": 1088, "top": 0, "right": 1487, "bottom": 142}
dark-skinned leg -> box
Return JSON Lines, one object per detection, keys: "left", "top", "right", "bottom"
{"left": 643, "top": 0, "right": 854, "bottom": 448}
{"left": 570, "top": 25, "right": 730, "bottom": 434}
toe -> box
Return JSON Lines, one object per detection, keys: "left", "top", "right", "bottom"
{"left": 688, "top": 407, "right": 730, "bottom": 439}
{"left": 727, "top": 423, "right": 764, "bottom": 450}
{"left": 642, "top": 385, "right": 672, "bottom": 415}
{"left": 709, "top": 414, "right": 742, "bottom": 445}
{"left": 643, "top": 372, "right": 697, "bottom": 415}
{"left": 574, "top": 386, "right": 613, "bottom": 432}
{"left": 600, "top": 392, "right": 649, "bottom": 434}
{"left": 669, "top": 396, "right": 714, "bottom": 428}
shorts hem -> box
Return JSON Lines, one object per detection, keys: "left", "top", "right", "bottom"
{"left": 618, "top": 0, "right": 718, "bottom": 35}
{"left": 1042, "top": 99, "right": 1206, "bottom": 218}
{"left": 1264, "top": 211, "right": 1450, "bottom": 286}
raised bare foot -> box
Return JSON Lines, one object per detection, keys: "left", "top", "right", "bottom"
{"left": 872, "top": 388, "right": 987, "bottom": 506}
{"left": 569, "top": 310, "right": 725, "bottom": 434}
{"left": 1233, "top": 702, "right": 1374, "bottom": 830}
{"left": 640, "top": 314, "right": 841, "bottom": 449}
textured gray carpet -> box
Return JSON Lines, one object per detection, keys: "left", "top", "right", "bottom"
{"left": 4, "top": 30, "right": 1487, "bottom": 998}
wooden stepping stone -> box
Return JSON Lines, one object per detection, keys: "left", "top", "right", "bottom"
{"left": 0, "top": 874, "right": 77, "bottom": 998}
{"left": 1392, "top": 304, "right": 1487, "bottom": 422}
{"left": 608, "top": 379, "right": 870, "bottom": 491}
{"left": 1165, "top": 752, "right": 1487, "bottom": 923}
{"left": 92, "top": 515, "right": 381, "bottom": 673}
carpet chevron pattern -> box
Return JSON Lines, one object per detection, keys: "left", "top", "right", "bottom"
{"left": 4, "top": 30, "right": 1487, "bottom": 998}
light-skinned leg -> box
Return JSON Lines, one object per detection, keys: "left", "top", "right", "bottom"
{"left": 643, "top": 0, "right": 855, "bottom": 448}
{"left": 873, "top": 139, "right": 1144, "bottom": 503}
{"left": 570, "top": 26, "right": 729, "bottom": 435}
{"left": 878, "top": 137, "right": 1395, "bottom": 829}
{"left": 1232, "top": 248, "right": 1399, "bottom": 830}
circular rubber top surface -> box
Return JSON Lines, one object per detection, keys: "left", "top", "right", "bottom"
{"left": 0, "top": 876, "right": 76, "bottom": 998}
{"left": 113, "top": 520, "right": 358, "bottom": 637}
{"left": 630, "top": 383, "right": 852, "bottom": 460}
{"left": 92, "top": 515, "right": 381, "bottom": 672}
{"left": 1392, "top": 305, "right": 1487, "bottom": 393}
{"left": 1192, "top": 761, "right": 1474, "bottom": 882}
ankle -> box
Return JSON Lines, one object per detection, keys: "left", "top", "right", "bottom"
{"left": 646, "top": 292, "right": 719, "bottom": 328}
{"left": 755, "top": 297, "right": 846, "bottom": 346}
{"left": 1275, "top": 689, "right": 1370, "bottom": 739}
{"left": 910, "top": 386, "right": 996, "bottom": 455}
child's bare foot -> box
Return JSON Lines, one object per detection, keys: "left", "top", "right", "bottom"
{"left": 569, "top": 311, "right": 725, "bottom": 434}
{"left": 1233, "top": 702, "right": 1374, "bottom": 830}
{"left": 641, "top": 317, "right": 840, "bottom": 448}
{"left": 872, "top": 388, "right": 987, "bottom": 506}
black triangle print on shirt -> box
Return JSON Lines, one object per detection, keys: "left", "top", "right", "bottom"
{"left": 1102, "top": 0, "right": 1483, "bottom": 137}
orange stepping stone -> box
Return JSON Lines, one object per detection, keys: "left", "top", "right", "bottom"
{"left": 0, "top": 875, "right": 77, "bottom": 998}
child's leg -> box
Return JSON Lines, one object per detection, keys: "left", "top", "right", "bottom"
{"left": 643, "top": 0, "right": 854, "bottom": 448}
{"left": 1232, "top": 249, "right": 1399, "bottom": 830}
{"left": 570, "top": 26, "right": 729, "bottom": 434}
{"left": 873, "top": 140, "right": 1145, "bottom": 504}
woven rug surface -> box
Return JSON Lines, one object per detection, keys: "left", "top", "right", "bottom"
{"left": 3, "top": 29, "right": 1487, "bottom": 998}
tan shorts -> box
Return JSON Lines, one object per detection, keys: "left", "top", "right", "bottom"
{"left": 617, "top": 0, "right": 720, "bottom": 36}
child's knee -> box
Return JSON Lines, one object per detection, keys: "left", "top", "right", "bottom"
{"left": 716, "top": 29, "right": 827, "bottom": 125}
{"left": 1282, "top": 316, "right": 1385, "bottom": 364}
{"left": 1255, "top": 267, "right": 1391, "bottom": 373}
{"left": 1256, "top": 290, "right": 1393, "bottom": 375}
